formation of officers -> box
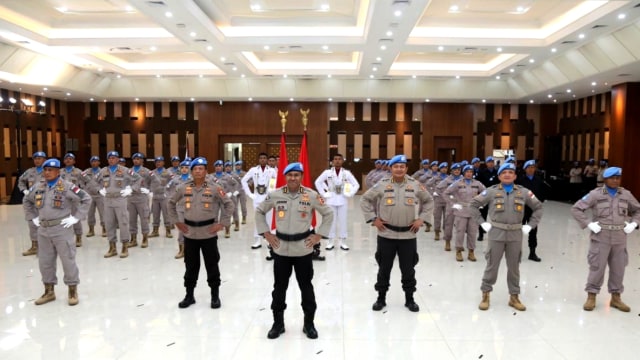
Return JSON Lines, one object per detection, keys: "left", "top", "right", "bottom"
{"left": 19, "top": 149, "right": 640, "bottom": 340}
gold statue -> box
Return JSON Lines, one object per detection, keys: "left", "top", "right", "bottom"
{"left": 279, "top": 110, "right": 288, "bottom": 132}
{"left": 300, "top": 108, "right": 310, "bottom": 130}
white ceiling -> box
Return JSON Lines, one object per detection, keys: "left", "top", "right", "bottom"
{"left": 0, "top": 0, "right": 639, "bottom": 103}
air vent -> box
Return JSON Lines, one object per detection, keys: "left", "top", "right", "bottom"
{"left": 618, "top": 73, "right": 631, "bottom": 77}
{"left": 146, "top": 1, "right": 167, "bottom": 6}
{"left": 516, "top": 64, "right": 526, "bottom": 67}
{"left": 561, "top": 40, "right": 576, "bottom": 44}
{"left": 223, "top": 62, "right": 235, "bottom": 66}
{"left": 592, "top": 24, "right": 607, "bottom": 29}
{"left": 17, "top": 40, "right": 30, "bottom": 44}
{"left": 392, "top": 0, "right": 411, "bottom": 5}
{"left": 176, "top": 23, "right": 186, "bottom": 28}
{"left": 194, "top": 39, "right": 208, "bottom": 43}
{"left": 289, "top": 45, "right": 302, "bottom": 49}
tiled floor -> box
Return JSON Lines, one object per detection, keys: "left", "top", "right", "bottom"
{"left": 2, "top": 198, "right": 640, "bottom": 359}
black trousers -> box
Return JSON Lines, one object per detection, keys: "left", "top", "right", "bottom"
{"left": 183, "top": 236, "right": 220, "bottom": 290}
{"left": 522, "top": 207, "right": 538, "bottom": 250}
{"left": 271, "top": 253, "right": 316, "bottom": 314}
{"left": 374, "top": 236, "right": 418, "bottom": 293}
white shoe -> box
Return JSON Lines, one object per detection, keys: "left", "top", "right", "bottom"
{"left": 251, "top": 238, "right": 262, "bottom": 249}
{"left": 325, "top": 240, "right": 335, "bottom": 250}
{"left": 340, "top": 241, "right": 349, "bottom": 251}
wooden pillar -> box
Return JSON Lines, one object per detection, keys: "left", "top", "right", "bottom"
{"left": 610, "top": 82, "right": 640, "bottom": 195}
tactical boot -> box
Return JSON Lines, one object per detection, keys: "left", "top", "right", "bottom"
{"left": 22, "top": 241, "right": 38, "bottom": 256}
{"left": 165, "top": 226, "right": 173, "bottom": 238}
{"left": 148, "top": 226, "right": 160, "bottom": 238}
{"left": 434, "top": 230, "right": 440, "bottom": 241}
{"left": 68, "top": 285, "right": 79, "bottom": 306}
{"left": 119, "top": 242, "right": 129, "bottom": 258}
{"left": 104, "top": 242, "right": 117, "bottom": 258}
{"left": 468, "top": 249, "right": 477, "bottom": 262}
{"left": 224, "top": 227, "right": 230, "bottom": 238}
{"left": 141, "top": 234, "right": 148, "bottom": 248}
{"left": 372, "top": 292, "right": 387, "bottom": 311}
{"left": 75, "top": 234, "right": 82, "bottom": 247}
{"left": 234, "top": 221, "right": 239, "bottom": 231}
{"left": 242, "top": 216, "right": 247, "bottom": 224}
{"left": 583, "top": 293, "right": 596, "bottom": 311}
{"left": 455, "top": 248, "right": 463, "bottom": 261}
{"left": 175, "top": 244, "right": 185, "bottom": 259}
{"left": 211, "top": 288, "right": 221, "bottom": 309}
{"left": 86, "top": 225, "right": 95, "bottom": 237}
{"left": 267, "top": 311, "right": 285, "bottom": 339}
{"left": 101, "top": 225, "right": 107, "bottom": 237}
{"left": 404, "top": 292, "right": 420, "bottom": 312}
{"left": 128, "top": 235, "right": 138, "bottom": 248}
{"left": 444, "top": 240, "right": 451, "bottom": 251}
{"left": 312, "top": 243, "right": 325, "bottom": 261}
{"left": 478, "top": 292, "right": 490, "bottom": 310}
{"left": 508, "top": 294, "right": 526, "bottom": 311}
{"left": 528, "top": 248, "right": 541, "bottom": 262}
{"left": 178, "top": 288, "right": 196, "bottom": 308}
{"left": 302, "top": 313, "right": 318, "bottom": 339}
{"left": 610, "top": 293, "right": 630, "bottom": 312}
{"left": 35, "top": 284, "right": 56, "bottom": 305}
{"left": 425, "top": 223, "right": 432, "bottom": 232}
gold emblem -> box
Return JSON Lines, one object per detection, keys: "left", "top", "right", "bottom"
{"left": 386, "top": 198, "right": 393, "bottom": 204}
{"left": 496, "top": 204, "right": 503, "bottom": 209}
{"left": 516, "top": 205, "right": 522, "bottom": 211}
{"left": 278, "top": 210, "right": 285, "bottom": 218}
{"left": 204, "top": 203, "right": 210, "bottom": 208}
{"left": 408, "top": 198, "right": 414, "bottom": 204}
{"left": 185, "top": 202, "right": 191, "bottom": 209}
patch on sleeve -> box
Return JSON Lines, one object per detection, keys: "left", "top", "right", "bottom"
{"left": 317, "top": 194, "right": 325, "bottom": 205}
{"left": 218, "top": 188, "right": 226, "bottom": 197}
{"left": 528, "top": 191, "right": 536, "bottom": 199}
{"left": 72, "top": 185, "right": 81, "bottom": 194}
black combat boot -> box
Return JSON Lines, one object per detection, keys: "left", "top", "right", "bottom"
{"left": 404, "top": 292, "right": 419, "bottom": 312}
{"left": 312, "top": 243, "right": 325, "bottom": 261}
{"left": 265, "top": 245, "right": 274, "bottom": 261}
{"left": 372, "top": 291, "right": 387, "bottom": 311}
{"left": 302, "top": 312, "right": 318, "bottom": 339}
{"left": 528, "top": 248, "right": 541, "bottom": 262}
{"left": 211, "top": 287, "right": 221, "bottom": 309}
{"left": 178, "top": 287, "right": 196, "bottom": 308}
{"left": 267, "top": 311, "right": 285, "bottom": 339}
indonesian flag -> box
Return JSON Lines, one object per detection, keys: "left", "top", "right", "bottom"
{"left": 271, "top": 131, "right": 288, "bottom": 230}
{"left": 299, "top": 130, "right": 317, "bottom": 227}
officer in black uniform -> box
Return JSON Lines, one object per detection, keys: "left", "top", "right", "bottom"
{"left": 515, "top": 160, "right": 549, "bottom": 262}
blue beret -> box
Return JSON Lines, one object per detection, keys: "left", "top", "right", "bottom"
{"left": 505, "top": 156, "right": 515, "bottom": 164}
{"left": 43, "top": 158, "right": 60, "bottom": 168}
{"left": 214, "top": 160, "right": 224, "bottom": 166}
{"left": 283, "top": 162, "right": 303, "bottom": 175}
{"left": 430, "top": 160, "right": 439, "bottom": 166}
{"left": 180, "top": 160, "right": 190, "bottom": 167}
{"left": 33, "top": 151, "right": 47, "bottom": 158}
{"left": 485, "top": 156, "right": 494, "bottom": 162}
{"left": 471, "top": 157, "right": 480, "bottom": 164}
{"left": 375, "top": 159, "right": 383, "bottom": 165}
{"left": 450, "top": 163, "right": 461, "bottom": 170}
{"left": 381, "top": 160, "right": 388, "bottom": 166}
{"left": 64, "top": 153, "right": 75, "bottom": 159}
{"left": 224, "top": 161, "right": 232, "bottom": 167}
{"left": 439, "top": 162, "right": 448, "bottom": 169}
{"left": 497, "top": 163, "right": 516, "bottom": 175}
{"left": 171, "top": 156, "right": 180, "bottom": 162}
{"left": 234, "top": 161, "right": 243, "bottom": 166}
{"left": 460, "top": 160, "right": 469, "bottom": 167}
{"left": 155, "top": 156, "right": 164, "bottom": 162}
{"left": 184, "top": 157, "right": 192, "bottom": 162}
{"left": 190, "top": 157, "right": 207, "bottom": 170}
{"left": 603, "top": 167, "right": 621, "bottom": 178}
{"left": 523, "top": 160, "right": 536, "bottom": 169}
{"left": 90, "top": 156, "right": 100, "bottom": 162}
{"left": 421, "top": 159, "right": 430, "bottom": 165}
{"left": 463, "top": 165, "right": 474, "bottom": 173}
{"left": 107, "top": 151, "right": 119, "bottom": 158}
{"left": 573, "top": 161, "right": 580, "bottom": 166}
{"left": 119, "top": 158, "right": 126, "bottom": 163}
{"left": 588, "top": 158, "right": 595, "bottom": 163}
{"left": 388, "top": 155, "right": 408, "bottom": 167}
{"left": 132, "top": 152, "right": 144, "bottom": 159}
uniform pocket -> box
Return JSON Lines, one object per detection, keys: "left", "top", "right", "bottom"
{"left": 587, "top": 242, "right": 600, "bottom": 271}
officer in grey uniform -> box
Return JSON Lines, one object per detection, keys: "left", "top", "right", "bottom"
{"left": 211, "top": 160, "right": 239, "bottom": 238}
{"left": 436, "top": 162, "right": 463, "bottom": 251}
{"left": 256, "top": 162, "right": 334, "bottom": 340}
{"left": 365, "top": 160, "right": 384, "bottom": 190}
{"left": 18, "top": 151, "right": 47, "bottom": 256}
{"left": 427, "top": 162, "right": 449, "bottom": 241}
{"left": 571, "top": 166, "right": 640, "bottom": 312}
{"left": 234, "top": 161, "right": 248, "bottom": 224}
{"left": 97, "top": 151, "right": 142, "bottom": 258}
{"left": 149, "top": 156, "right": 174, "bottom": 239}
{"left": 59, "top": 153, "right": 85, "bottom": 247}
{"left": 360, "top": 155, "right": 434, "bottom": 313}
{"left": 127, "top": 153, "right": 155, "bottom": 248}
{"left": 411, "top": 159, "right": 431, "bottom": 180}
{"left": 168, "top": 155, "right": 181, "bottom": 176}
{"left": 166, "top": 159, "right": 193, "bottom": 259}
{"left": 23, "top": 158, "right": 91, "bottom": 306}
{"left": 470, "top": 162, "right": 543, "bottom": 311}
{"left": 82, "top": 156, "right": 106, "bottom": 238}
{"left": 444, "top": 165, "right": 486, "bottom": 262}
{"left": 224, "top": 161, "right": 243, "bottom": 231}
{"left": 168, "top": 157, "right": 234, "bottom": 309}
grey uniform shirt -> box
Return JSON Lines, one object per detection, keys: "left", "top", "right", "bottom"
{"left": 470, "top": 184, "right": 543, "bottom": 242}
{"left": 23, "top": 178, "right": 91, "bottom": 222}
{"left": 96, "top": 165, "right": 142, "bottom": 196}
{"left": 149, "top": 168, "right": 173, "bottom": 199}
{"left": 360, "top": 176, "right": 434, "bottom": 240}
{"left": 167, "top": 180, "right": 234, "bottom": 239}
{"left": 443, "top": 178, "right": 486, "bottom": 218}
{"left": 18, "top": 167, "right": 44, "bottom": 192}
{"left": 255, "top": 186, "right": 334, "bottom": 257}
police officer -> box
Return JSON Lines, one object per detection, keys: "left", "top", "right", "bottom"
{"left": 427, "top": 162, "right": 449, "bottom": 241}
{"left": 166, "top": 159, "right": 193, "bottom": 259}
{"left": 470, "top": 162, "right": 543, "bottom": 311}
{"left": 149, "top": 156, "right": 174, "bottom": 239}
{"left": 256, "top": 162, "right": 334, "bottom": 339}
{"left": 314, "top": 153, "right": 360, "bottom": 250}
{"left": 234, "top": 161, "right": 248, "bottom": 225}
{"left": 168, "top": 157, "right": 234, "bottom": 309}
{"left": 516, "top": 160, "right": 549, "bottom": 262}
{"left": 211, "top": 160, "right": 239, "bottom": 238}
{"left": 97, "top": 151, "right": 142, "bottom": 258}
{"left": 444, "top": 164, "right": 486, "bottom": 262}
{"left": 128, "top": 153, "right": 155, "bottom": 248}
{"left": 241, "top": 153, "right": 277, "bottom": 249}
{"left": 471, "top": 157, "right": 481, "bottom": 179}
{"left": 82, "top": 156, "right": 106, "bottom": 238}
{"left": 59, "top": 153, "right": 85, "bottom": 247}
{"left": 360, "top": 155, "right": 434, "bottom": 313}
{"left": 436, "top": 162, "right": 463, "bottom": 251}
{"left": 23, "top": 158, "right": 91, "bottom": 306}
{"left": 224, "top": 161, "right": 243, "bottom": 231}
{"left": 571, "top": 167, "right": 640, "bottom": 312}
{"left": 18, "top": 151, "right": 47, "bottom": 256}
{"left": 365, "top": 160, "right": 384, "bottom": 190}
{"left": 168, "top": 155, "right": 181, "bottom": 176}
{"left": 411, "top": 159, "right": 431, "bottom": 180}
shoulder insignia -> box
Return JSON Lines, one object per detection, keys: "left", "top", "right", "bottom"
{"left": 218, "top": 188, "right": 226, "bottom": 197}
{"left": 528, "top": 191, "right": 536, "bottom": 199}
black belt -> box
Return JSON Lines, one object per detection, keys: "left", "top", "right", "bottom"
{"left": 384, "top": 224, "right": 413, "bottom": 232}
{"left": 184, "top": 218, "right": 215, "bottom": 227}
{"left": 276, "top": 230, "right": 312, "bottom": 241}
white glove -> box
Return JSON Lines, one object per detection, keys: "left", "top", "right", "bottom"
{"left": 32, "top": 217, "right": 40, "bottom": 227}
{"left": 226, "top": 192, "right": 232, "bottom": 198}
{"left": 248, "top": 193, "right": 256, "bottom": 200}
{"left": 624, "top": 221, "right": 637, "bottom": 234}
{"left": 322, "top": 192, "right": 333, "bottom": 199}
{"left": 481, "top": 222, "right": 492, "bottom": 232}
{"left": 99, "top": 188, "right": 107, "bottom": 197}
{"left": 522, "top": 224, "right": 532, "bottom": 235}
{"left": 120, "top": 186, "right": 132, "bottom": 197}
{"left": 60, "top": 215, "right": 79, "bottom": 228}
{"left": 433, "top": 192, "right": 439, "bottom": 197}
{"left": 452, "top": 204, "right": 462, "bottom": 210}
{"left": 587, "top": 222, "right": 601, "bottom": 234}
{"left": 140, "top": 187, "right": 150, "bottom": 194}
{"left": 23, "top": 189, "right": 30, "bottom": 196}
{"left": 233, "top": 191, "right": 239, "bottom": 197}
{"left": 148, "top": 192, "right": 154, "bottom": 198}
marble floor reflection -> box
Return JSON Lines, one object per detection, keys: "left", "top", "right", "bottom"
{"left": 2, "top": 198, "right": 640, "bottom": 360}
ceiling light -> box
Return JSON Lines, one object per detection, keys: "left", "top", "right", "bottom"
{"left": 551, "top": 48, "right": 557, "bottom": 53}
{"left": 449, "top": 5, "right": 459, "bottom": 12}
{"left": 367, "top": 98, "right": 371, "bottom": 102}
{"left": 125, "top": 6, "right": 134, "bottom": 12}
{"left": 376, "top": 57, "right": 382, "bottom": 61}
{"left": 135, "top": 98, "right": 139, "bottom": 101}
{"left": 156, "top": 74, "right": 161, "bottom": 78}
{"left": 578, "top": 33, "right": 585, "bottom": 39}
{"left": 322, "top": 45, "right": 329, "bottom": 50}
{"left": 207, "top": 46, "right": 213, "bottom": 51}
{"left": 529, "top": 59, "right": 535, "bottom": 63}
{"left": 380, "top": 45, "right": 386, "bottom": 50}
{"left": 21, "top": 99, "right": 33, "bottom": 106}
{"left": 0, "top": 96, "right": 3, "bottom": 103}
{"left": 455, "top": 75, "right": 460, "bottom": 79}
{"left": 199, "top": 74, "right": 203, "bottom": 78}
{"left": 495, "top": 75, "right": 500, "bottom": 79}
{"left": 43, "top": 87, "right": 48, "bottom": 91}
{"left": 412, "top": 75, "right": 417, "bottom": 79}
{"left": 241, "top": 74, "right": 246, "bottom": 78}
{"left": 89, "top": 98, "right": 94, "bottom": 101}
{"left": 425, "top": 99, "right": 430, "bottom": 102}
{"left": 438, "top": 46, "right": 444, "bottom": 51}
{"left": 592, "top": 90, "right": 595, "bottom": 93}
{"left": 283, "top": 74, "right": 287, "bottom": 78}
{"left": 327, "top": 74, "right": 332, "bottom": 78}
{"left": 289, "top": 98, "right": 294, "bottom": 101}
{"left": 98, "top": 68, "right": 103, "bottom": 72}
{"left": 191, "top": 98, "right": 195, "bottom": 101}
{"left": 529, "top": 100, "right": 534, "bottom": 103}
{"left": 220, "top": 57, "right": 226, "bottom": 61}
{"left": 566, "top": 89, "right": 572, "bottom": 93}
{"left": 572, "top": 95, "right": 576, "bottom": 98}
{"left": 190, "top": 32, "right": 196, "bottom": 37}
{"left": 150, "top": 46, "right": 157, "bottom": 51}
{"left": 394, "top": 10, "right": 402, "bottom": 17}
{"left": 165, "top": 11, "right": 173, "bottom": 18}
{"left": 618, "top": 13, "right": 626, "bottom": 20}
{"left": 591, "top": 81, "right": 596, "bottom": 86}
{"left": 320, "top": 4, "right": 330, "bottom": 11}
{"left": 66, "top": 92, "right": 71, "bottom": 96}
{"left": 250, "top": 4, "right": 261, "bottom": 11}
{"left": 328, "top": 98, "right": 333, "bottom": 101}
{"left": 372, "top": 67, "right": 378, "bottom": 71}
{"left": 386, "top": 31, "right": 393, "bottom": 37}
{"left": 496, "top": 47, "right": 502, "bottom": 52}
{"left": 547, "top": 94, "right": 552, "bottom": 98}
{"left": 510, "top": 68, "right": 514, "bottom": 73}
{"left": 56, "top": 7, "right": 68, "bottom": 13}
{"left": 232, "top": 67, "right": 237, "bottom": 71}
{"left": 264, "top": 45, "right": 270, "bottom": 50}
{"left": 104, "top": 99, "right": 107, "bottom": 102}
{"left": 117, "top": 75, "right": 121, "bottom": 78}
{"left": 248, "top": 97, "right": 253, "bottom": 101}
{"left": 482, "top": 99, "right": 486, "bottom": 103}
{"left": 369, "top": 75, "right": 374, "bottom": 78}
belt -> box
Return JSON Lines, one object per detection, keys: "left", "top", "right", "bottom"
{"left": 184, "top": 218, "right": 215, "bottom": 227}
{"left": 384, "top": 224, "right": 413, "bottom": 232}
{"left": 491, "top": 222, "right": 522, "bottom": 231}
{"left": 600, "top": 224, "right": 625, "bottom": 231}
{"left": 105, "top": 193, "right": 121, "bottom": 198}
{"left": 276, "top": 230, "right": 312, "bottom": 241}
{"left": 40, "top": 216, "right": 68, "bottom": 227}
